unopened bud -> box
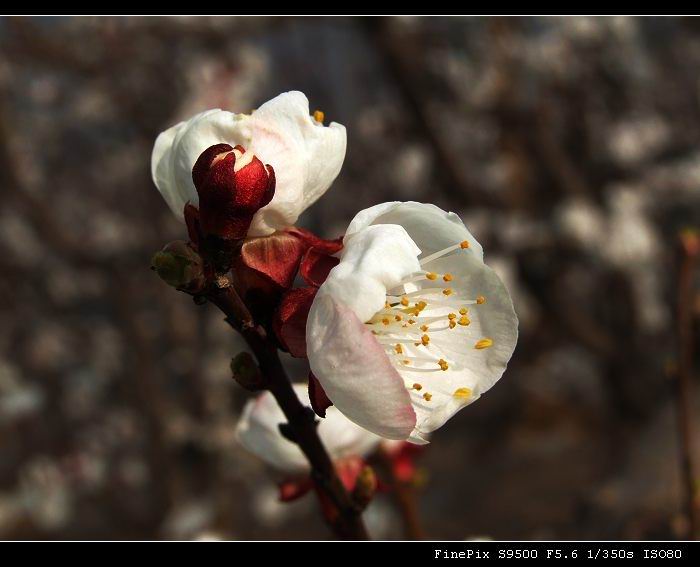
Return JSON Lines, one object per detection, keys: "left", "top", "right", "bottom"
{"left": 351, "top": 465, "right": 377, "bottom": 510}
{"left": 192, "top": 144, "right": 275, "bottom": 241}
{"left": 151, "top": 240, "right": 206, "bottom": 293}
{"left": 230, "top": 351, "right": 266, "bottom": 391}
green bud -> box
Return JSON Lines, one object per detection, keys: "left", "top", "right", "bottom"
{"left": 230, "top": 351, "right": 266, "bottom": 391}
{"left": 351, "top": 465, "right": 377, "bottom": 510}
{"left": 151, "top": 240, "right": 206, "bottom": 292}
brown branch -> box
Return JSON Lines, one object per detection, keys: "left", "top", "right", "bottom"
{"left": 207, "top": 285, "right": 369, "bottom": 540}
{"left": 676, "top": 230, "right": 699, "bottom": 539}
{"left": 377, "top": 449, "right": 425, "bottom": 540}
{"left": 361, "top": 17, "right": 499, "bottom": 209}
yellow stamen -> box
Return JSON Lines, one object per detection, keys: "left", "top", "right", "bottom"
{"left": 313, "top": 110, "right": 325, "bottom": 123}
{"left": 400, "top": 296, "right": 409, "bottom": 306}
{"left": 460, "top": 240, "right": 470, "bottom": 249}
{"left": 395, "top": 314, "right": 403, "bottom": 321}
{"left": 442, "top": 288, "right": 453, "bottom": 296}
{"left": 449, "top": 320, "right": 457, "bottom": 329}
{"left": 454, "top": 387, "right": 472, "bottom": 400}
{"left": 459, "top": 307, "right": 468, "bottom": 315}
{"left": 423, "top": 392, "right": 432, "bottom": 401}
{"left": 385, "top": 301, "right": 391, "bottom": 309}
{"left": 403, "top": 359, "right": 411, "bottom": 365}
{"left": 438, "top": 359, "right": 449, "bottom": 371}
{"left": 412, "top": 383, "right": 422, "bottom": 391}
{"left": 443, "top": 273, "right": 453, "bottom": 282}
{"left": 420, "top": 324, "right": 429, "bottom": 332}
{"left": 458, "top": 316, "right": 470, "bottom": 326}
{"left": 476, "top": 295, "right": 486, "bottom": 305}
{"left": 408, "top": 319, "right": 416, "bottom": 325}
{"left": 426, "top": 272, "right": 438, "bottom": 281}
{"left": 421, "top": 334, "right": 430, "bottom": 346}
{"left": 382, "top": 318, "right": 390, "bottom": 326}
{"left": 448, "top": 313, "right": 457, "bottom": 320}
{"left": 475, "top": 338, "right": 493, "bottom": 350}
{"left": 395, "top": 344, "right": 403, "bottom": 354}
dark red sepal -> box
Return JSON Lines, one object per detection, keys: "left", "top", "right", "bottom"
{"left": 192, "top": 144, "right": 275, "bottom": 242}
{"left": 286, "top": 227, "right": 343, "bottom": 255}
{"left": 300, "top": 247, "right": 340, "bottom": 287}
{"left": 308, "top": 371, "right": 333, "bottom": 418}
{"left": 272, "top": 287, "right": 317, "bottom": 358}
{"left": 183, "top": 203, "right": 204, "bottom": 251}
{"left": 279, "top": 477, "right": 313, "bottom": 502}
{"left": 236, "top": 232, "right": 308, "bottom": 291}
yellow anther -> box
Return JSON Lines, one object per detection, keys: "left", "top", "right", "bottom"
{"left": 442, "top": 288, "right": 453, "bottom": 296}
{"left": 420, "top": 324, "right": 429, "bottom": 332}
{"left": 454, "top": 387, "right": 472, "bottom": 400}
{"left": 412, "top": 383, "right": 423, "bottom": 391}
{"left": 313, "top": 110, "right": 325, "bottom": 123}
{"left": 476, "top": 295, "right": 486, "bottom": 305}
{"left": 382, "top": 318, "right": 390, "bottom": 326}
{"left": 438, "top": 359, "right": 449, "bottom": 371}
{"left": 395, "top": 344, "right": 403, "bottom": 354}
{"left": 423, "top": 392, "right": 432, "bottom": 401}
{"left": 448, "top": 313, "right": 457, "bottom": 320}
{"left": 459, "top": 307, "right": 468, "bottom": 315}
{"left": 426, "top": 272, "right": 438, "bottom": 281}
{"left": 408, "top": 319, "right": 416, "bottom": 326}
{"left": 460, "top": 240, "right": 470, "bottom": 249}
{"left": 385, "top": 301, "right": 391, "bottom": 309}
{"left": 443, "top": 273, "right": 453, "bottom": 282}
{"left": 449, "top": 320, "right": 457, "bottom": 329}
{"left": 395, "top": 314, "right": 403, "bottom": 321}
{"left": 421, "top": 334, "right": 430, "bottom": 346}
{"left": 458, "top": 316, "right": 470, "bottom": 326}
{"left": 400, "top": 296, "right": 409, "bottom": 306}
{"left": 403, "top": 359, "right": 411, "bottom": 365}
{"left": 475, "top": 338, "right": 494, "bottom": 350}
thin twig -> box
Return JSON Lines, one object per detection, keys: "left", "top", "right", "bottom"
{"left": 676, "top": 230, "right": 699, "bottom": 539}
{"left": 207, "top": 286, "right": 370, "bottom": 540}
{"left": 377, "top": 448, "right": 425, "bottom": 540}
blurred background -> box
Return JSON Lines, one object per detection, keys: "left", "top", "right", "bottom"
{"left": 1, "top": 15, "right": 699, "bottom": 540}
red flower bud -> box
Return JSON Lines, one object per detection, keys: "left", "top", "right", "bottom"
{"left": 192, "top": 143, "right": 275, "bottom": 241}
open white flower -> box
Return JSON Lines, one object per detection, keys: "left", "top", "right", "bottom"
{"left": 235, "top": 384, "right": 381, "bottom": 474}
{"left": 306, "top": 202, "right": 518, "bottom": 444}
{"left": 151, "top": 91, "right": 346, "bottom": 237}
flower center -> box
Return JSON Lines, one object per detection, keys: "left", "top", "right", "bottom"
{"left": 364, "top": 240, "right": 494, "bottom": 402}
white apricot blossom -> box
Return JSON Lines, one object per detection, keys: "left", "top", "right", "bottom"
{"left": 235, "top": 384, "right": 381, "bottom": 474}
{"left": 306, "top": 202, "right": 518, "bottom": 444}
{"left": 151, "top": 91, "right": 346, "bottom": 237}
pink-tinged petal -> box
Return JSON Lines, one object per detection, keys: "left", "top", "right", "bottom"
{"left": 308, "top": 371, "right": 333, "bottom": 418}
{"left": 306, "top": 293, "right": 416, "bottom": 440}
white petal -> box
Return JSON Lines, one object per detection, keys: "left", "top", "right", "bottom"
{"left": 344, "top": 201, "right": 484, "bottom": 262}
{"left": 235, "top": 384, "right": 381, "bottom": 474}
{"left": 247, "top": 91, "right": 347, "bottom": 236}
{"left": 307, "top": 293, "right": 417, "bottom": 440}
{"left": 151, "top": 92, "right": 346, "bottom": 234}
{"left": 323, "top": 224, "right": 422, "bottom": 323}
{"left": 151, "top": 109, "right": 247, "bottom": 221}
{"left": 399, "top": 252, "right": 517, "bottom": 441}
{"left": 308, "top": 201, "right": 518, "bottom": 444}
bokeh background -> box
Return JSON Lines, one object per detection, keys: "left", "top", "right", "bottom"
{"left": 1, "top": 15, "right": 699, "bottom": 540}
